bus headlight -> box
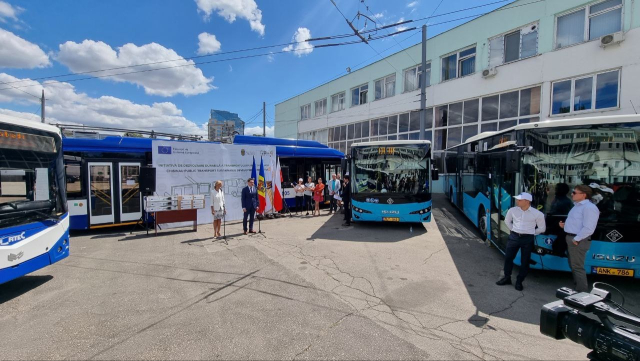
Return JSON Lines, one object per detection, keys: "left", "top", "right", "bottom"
{"left": 353, "top": 206, "right": 372, "bottom": 214}
{"left": 409, "top": 206, "right": 431, "bottom": 215}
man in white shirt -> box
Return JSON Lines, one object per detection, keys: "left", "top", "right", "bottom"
{"left": 560, "top": 184, "right": 600, "bottom": 292}
{"left": 496, "top": 192, "right": 546, "bottom": 291}
{"left": 327, "top": 174, "right": 341, "bottom": 215}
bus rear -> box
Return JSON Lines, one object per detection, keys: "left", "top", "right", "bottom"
{"left": 350, "top": 140, "right": 434, "bottom": 223}
{"left": 0, "top": 116, "right": 70, "bottom": 285}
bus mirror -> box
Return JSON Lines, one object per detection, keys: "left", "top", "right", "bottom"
{"left": 432, "top": 168, "right": 439, "bottom": 181}
{"left": 506, "top": 151, "right": 521, "bottom": 173}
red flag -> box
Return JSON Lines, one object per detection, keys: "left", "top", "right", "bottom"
{"left": 257, "top": 157, "right": 266, "bottom": 213}
{"left": 274, "top": 158, "right": 283, "bottom": 212}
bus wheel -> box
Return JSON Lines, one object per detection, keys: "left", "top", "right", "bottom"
{"left": 478, "top": 208, "right": 489, "bottom": 243}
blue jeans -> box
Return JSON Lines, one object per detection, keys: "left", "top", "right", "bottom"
{"left": 503, "top": 232, "right": 534, "bottom": 283}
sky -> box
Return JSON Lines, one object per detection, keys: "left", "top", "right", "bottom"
{"left": 0, "top": 0, "right": 513, "bottom": 138}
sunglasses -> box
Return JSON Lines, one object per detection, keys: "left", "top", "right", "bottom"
{"left": 572, "top": 191, "right": 584, "bottom": 195}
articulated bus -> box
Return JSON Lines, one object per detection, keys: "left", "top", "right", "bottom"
{"left": 0, "top": 115, "right": 70, "bottom": 285}
{"left": 443, "top": 115, "right": 640, "bottom": 278}
{"left": 347, "top": 140, "right": 437, "bottom": 223}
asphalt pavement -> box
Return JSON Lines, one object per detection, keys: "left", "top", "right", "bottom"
{"left": 0, "top": 194, "right": 638, "bottom": 360}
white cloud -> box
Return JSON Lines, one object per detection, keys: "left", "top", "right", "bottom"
{"left": 0, "top": 73, "right": 208, "bottom": 136}
{"left": 0, "top": 73, "right": 42, "bottom": 104}
{"left": 195, "top": 0, "right": 265, "bottom": 36}
{"left": 245, "top": 125, "right": 274, "bottom": 137}
{"left": 56, "top": 40, "right": 214, "bottom": 97}
{"left": 0, "top": 1, "right": 22, "bottom": 22}
{"left": 372, "top": 12, "right": 384, "bottom": 19}
{"left": 266, "top": 52, "right": 275, "bottom": 62}
{"left": 407, "top": 1, "right": 418, "bottom": 8}
{"left": 0, "top": 108, "right": 42, "bottom": 122}
{"left": 228, "top": 64, "right": 232, "bottom": 72}
{"left": 197, "top": 32, "right": 221, "bottom": 55}
{"left": 282, "top": 27, "right": 313, "bottom": 57}
{"left": 0, "top": 28, "right": 50, "bottom": 68}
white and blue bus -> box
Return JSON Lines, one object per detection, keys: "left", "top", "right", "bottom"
{"left": 443, "top": 115, "right": 640, "bottom": 278}
{"left": 0, "top": 115, "right": 69, "bottom": 285}
{"left": 348, "top": 140, "right": 437, "bottom": 223}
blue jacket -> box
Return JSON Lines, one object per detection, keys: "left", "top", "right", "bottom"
{"left": 241, "top": 186, "right": 259, "bottom": 211}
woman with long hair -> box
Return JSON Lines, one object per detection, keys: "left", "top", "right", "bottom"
{"left": 211, "top": 180, "right": 226, "bottom": 238}
{"left": 313, "top": 178, "right": 325, "bottom": 216}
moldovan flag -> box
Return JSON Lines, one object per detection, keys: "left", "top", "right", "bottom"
{"left": 251, "top": 156, "right": 257, "bottom": 182}
{"left": 273, "top": 158, "right": 283, "bottom": 212}
{"left": 258, "top": 156, "right": 266, "bottom": 213}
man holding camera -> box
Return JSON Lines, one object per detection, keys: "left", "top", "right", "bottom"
{"left": 496, "top": 192, "right": 546, "bottom": 291}
{"left": 560, "top": 184, "right": 600, "bottom": 292}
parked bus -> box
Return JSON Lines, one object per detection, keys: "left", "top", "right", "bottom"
{"left": 347, "top": 140, "right": 437, "bottom": 223}
{"left": 0, "top": 115, "right": 70, "bottom": 285}
{"left": 443, "top": 115, "right": 640, "bottom": 278}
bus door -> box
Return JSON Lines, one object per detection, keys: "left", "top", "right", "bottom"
{"left": 88, "top": 162, "right": 114, "bottom": 225}
{"left": 118, "top": 162, "right": 142, "bottom": 222}
{"left": 456, "top": 147, "right": 464, "bottom": 207}
{"left": 489, "top": 154, "right": 515, "bottom": 251}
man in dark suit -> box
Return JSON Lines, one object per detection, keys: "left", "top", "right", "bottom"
{"left": 241, "top": 178, "right": 259, "bottom": 235}
{"left": 342, "top": 175, "right": 352, "bottom": 226}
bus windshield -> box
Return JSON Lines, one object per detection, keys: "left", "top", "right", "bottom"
{"left": 522, "top": 122, "right": 640, "bottom": 241}
{"left": 0, "top": 127, "right": 65, "bottom": 228}
{"left": 353, "top": 144, "right": 430, "bottom": 195}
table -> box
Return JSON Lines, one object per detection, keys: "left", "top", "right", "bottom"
{"left": 153, "top": 209, "right": 198, "bottom": 236}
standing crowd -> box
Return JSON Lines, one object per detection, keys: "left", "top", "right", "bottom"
{"left": 209, "top": 173, "right": 353, "bottom": 239}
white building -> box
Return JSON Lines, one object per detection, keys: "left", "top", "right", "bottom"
{"left": 275, "top": 0, "right": 639, "bottom": 183}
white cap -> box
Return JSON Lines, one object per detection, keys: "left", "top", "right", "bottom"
{"left": 514, "top": 192, "right": 533, "bottom": 201}
{"left": 589, "top": 182, "right": 601, "bottom": 189}
{"left": 600, "top": 186, "right": 614, "bottom": 194}
{"left": 299, "top": 178, "right": 303, "bottom": 182}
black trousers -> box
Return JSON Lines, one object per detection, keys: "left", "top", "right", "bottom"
{"left": 343, "top": 201, "right": 351, "bottom": 224}
{"left": 295, "top": 196, "right": 303, "bottom": 212}
{"left": 304, "top": 194, "right": 312, "bottom": 213}
{"left": 329, "top": 196, "right": 337, "bottom": 212}
{"left": 503, "top": 232, "right": 535, "bottom": 283}
{"left": 243, "top": 209, "right": 255, "bottom": 231}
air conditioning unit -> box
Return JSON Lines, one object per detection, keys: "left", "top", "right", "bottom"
{"left": 482, "top": 67, "right": 498, "bottom": 78}
{"left": 600, "top": 32, "right": 624, "bottom": 48}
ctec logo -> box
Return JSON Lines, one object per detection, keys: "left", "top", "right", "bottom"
{"left": 157, "top": 146, "right": 172, "bottom": 155}
{"left": 544, "top": 238, "right": 554, "bottom": 246}
{"left": 0, "top": 231, "right": 26, "bottom": 246}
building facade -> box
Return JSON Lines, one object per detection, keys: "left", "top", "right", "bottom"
{"left": 208, "top": 110, "right": 245, "bottom": 141}
{"left": 275, "top": 0, "right": 639, "bottom": 185}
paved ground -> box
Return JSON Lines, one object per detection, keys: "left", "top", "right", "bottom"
{"left": 1, "top": 194, "right": 638, "bottom": 360}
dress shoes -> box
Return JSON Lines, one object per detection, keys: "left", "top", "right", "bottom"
{"left": 496, "top": 277, "right": 512, "bottom": 286}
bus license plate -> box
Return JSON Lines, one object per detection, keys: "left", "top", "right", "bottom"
{"left": 591, "top": 267, "right": 634, "bottom": 277}
{"left": 383, "top": 217, "right": 400, "bottom": 222}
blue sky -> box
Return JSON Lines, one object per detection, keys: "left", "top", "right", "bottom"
{"left": 0, "top": 0, "right": 512, "bottom": 137}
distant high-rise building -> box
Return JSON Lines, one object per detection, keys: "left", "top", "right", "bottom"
{"left": 208, "top": 110, "right": 245, "bottom": 142}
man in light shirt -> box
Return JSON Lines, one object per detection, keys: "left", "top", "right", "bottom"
{"left": 496, "top": 192, "right": 546, "bottom": 291}
{"left": 327, "top": 174, "right": 341, "bottom": 215}
{"left": 559, "top": 184, "right": 600, "bottom": 292}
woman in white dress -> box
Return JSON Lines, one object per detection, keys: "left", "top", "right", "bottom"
{"left": 211, "top": 180, "right": 226, "bottom": 238}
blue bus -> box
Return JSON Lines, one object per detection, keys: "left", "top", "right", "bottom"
{"left": 0, "top": 115, "right": 70, "bottom": 285}
{"left": 443, "top": 115, "right": 640, "bottom": 278}
{"left": 348, "top": 140, "right": 436, "bottom": 223}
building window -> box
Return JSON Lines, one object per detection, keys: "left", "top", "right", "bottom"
{"left": 375, "top": 74, "right": 396, "bottom": 100}
{"left": 300, "top": 104, "right": 311, "bottom": 120}
{"left": 488, "top": 23, "right": 538, "bottom": 68}
{"left": 555, "top": 0, "right": 622, "bottom": 49}
{"left": 331, "top": 92, "right": 345, "bottom": 112}
{"left": 351, "top": 84, "right": 368, "bottom": 107}
{"left": 442, "top": 46, "right": 476, "bottom": 81}
{"left": 315, "top": 98, "right": 327, "bottom": 117}
{"left": 403, "top": 63, "right": 431, "bottom": 92}
{"left": 551, "top": 69, "right": 620, "bottom": 115}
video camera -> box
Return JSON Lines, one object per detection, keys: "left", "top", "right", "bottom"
{"left": 540, "top": 286, "right": 640, "bottom": 361}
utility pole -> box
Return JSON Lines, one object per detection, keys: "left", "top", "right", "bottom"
{"left": 263, "top": 102, "right": 266, "bottom": 137}
{"left": 419, "top": 25, "right": 427, "bottom": 140}
{"left": 41, "top": 89, "right": 45, "bottom": 123}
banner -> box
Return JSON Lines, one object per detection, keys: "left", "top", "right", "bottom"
{"left": 152, "top": 141, "right": 275, "bottom": 226}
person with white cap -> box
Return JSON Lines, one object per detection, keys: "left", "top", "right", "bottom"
{"left": 294, "top": 178, "right": 305, "bottom": 215}
{"left": 496, "top": 192, "right": 546, "bottom": 291}
{"left": 560, "top": 184, "right": 600, "bottom": 292}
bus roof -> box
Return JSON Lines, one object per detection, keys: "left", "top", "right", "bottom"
{"left": 352, "top": 140, "right": 432, "bottom": 148}
{"left": 233, "top": 135, "right": 329, "bottom": 148}
{"left": 0, "top": 114, "right": 62, "bottom": 136}
{"left": 447, "top": 114, "right": 640, "bottom": 150}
